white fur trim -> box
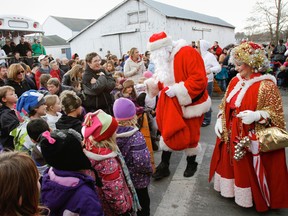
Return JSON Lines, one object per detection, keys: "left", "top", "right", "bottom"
{"left": 174, "top": 82, "right": 191, "bottom": 106}
{"left": 116, "top": 127, "right": 138, "bottom": 138}
{"left": 169, "top": 39, "right": 189, "bottom": 61}
{"left": 144, "top": 78, "right": 159, "bottom": 98}
{"left": 226, "top": 74, "right": 276, "bottom": 107}
{"left": 83, "top": 149, "right": 117, "bottom": 161}
{"left": 214, "top": 172, "right": 235, "bottom": 197}
{"left": 234, "top": 185, "right": 253, "bottom": 208}
{"left": 147, "top": 37, "right": 173, "bottom": 51}
{"left": 159, "top": 136, "right": 173, "bottom": 152}
{"left": 182, "top": 96, "right": 211, "bottom": 118}
{"left": 184, "top": 143, "right": 202, "bottom": 156}
{"left": 214, "top": 172, "right": 253, "bottom": 208}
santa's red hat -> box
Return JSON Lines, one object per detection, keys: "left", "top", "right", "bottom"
{"left": 147, "top": 32, "right": 172, "bottom": 51}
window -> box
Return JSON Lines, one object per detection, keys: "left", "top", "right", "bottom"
{"left": 128, "top": 10, "right": 147, "bottom": 24}
{"left": 61, "top": 48, "right": 66, "bottom": 54}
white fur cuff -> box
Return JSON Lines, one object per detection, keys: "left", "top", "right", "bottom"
{"left": 184, "top": 143, "right": 202, "bottom": 156}
{"left": 159, "top": 136, "right": 173, "bottom": 152}
{"left": 174, "top": 82, "right": 192, "bottom": 106}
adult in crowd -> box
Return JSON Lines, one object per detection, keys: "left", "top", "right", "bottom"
{"left": 0, "top": 63, "right": 8, "bottom": 87}
{"left": 32, "top": 38, "right": 46, "bottom": 57}
{"left": 272, "top": 39, "right": 287, "bottom": 64}
{"left": 62, "top": 64, "right": 84, "bottom": 87}
{"left": 59, "top": 57, "right": 70, "bottom": 73}
{"left": 9, "top": 51, "right": 22, "bottom": 65}
{"left": 2, "top": 38, "right": 15, "bottom": 57}
{"left": 20, "top": 62, "right": 37, "bottom": 90}
{"left": 0, "top": 46, "right": 7, "bottom": 66}
{"left": 5, "top": 63, "right": 31, "bottom": 97}
{"left": 49, "top": 60, "right": 62, "bottom": 81}
{"left": 82, "top": 52, "right": 115, "bottom": 115}
{"left": 47, "top": 78, "right": 73, "bottom": 97}
{"left": 197, "top": 39, "right": 221, "bottom": 127}
{"left": 15, "top": 36, "right": 31, "bottom": 57}
{"left": 24, "top": 50, "right": 36, "bottom": 69}
{"left": 145, "top": 32, "right": 211, "bottom": 179}
{"left": 123, "top": 47, "right": 146, "bottom": 83}
{"left": 209, "top": 41, "right": 288, "bottom": 212}
{"left": 210, "top": 41, "right": 222, "bottom": 60}
{"left": 34, "top": 55, "right": 51, "bottom": 89}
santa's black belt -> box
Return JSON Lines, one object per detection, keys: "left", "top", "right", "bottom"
{"left": 192, "top": 89, "right": 205, "bottom": 103}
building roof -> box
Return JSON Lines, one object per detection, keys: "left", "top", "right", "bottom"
{"left": 69, "top": 0, "right": 234, "bottom": 42}
{"left": 51, "top": 16, "right": 95, "bottom": 31}
{"left": 144, "top": 0, "right": 234, "bottom": 28}
{"left": 41, "top": 35, "right": 69, "bottom": 46}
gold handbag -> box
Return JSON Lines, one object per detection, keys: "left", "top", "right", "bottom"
{"left": 257, "top": 127, "right": 288, "bottom": 152}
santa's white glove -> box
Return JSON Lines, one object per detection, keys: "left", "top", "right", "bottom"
{"left": 236, "top": 110, "right": 261, "bottom": 125}
{"left": 165, "top": 86, "right": 176, "bottom": 98}
{"left": 249, "top": 140, "right": 260, "bottom": 155}
{"left": 214, "top": 117, "right": 223, "bottom": 138}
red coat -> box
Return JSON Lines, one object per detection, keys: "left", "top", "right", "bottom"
{"left": 209, "top": 73, "right": 288, "bottom": 212}
{"left": 147, "top": 41, "right": 211, "bottom": 155}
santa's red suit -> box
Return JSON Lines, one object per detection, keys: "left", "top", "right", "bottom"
{"left": 145, "top": 37, "right": 211, "bottom": 156}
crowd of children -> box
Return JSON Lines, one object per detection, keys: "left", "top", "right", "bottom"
{"left": 0, "top": 69, "right": 155, "bottom": 216}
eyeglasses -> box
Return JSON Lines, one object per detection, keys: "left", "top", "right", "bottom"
{"left": 17, "top": 70, "right": 25, "bottom": 75}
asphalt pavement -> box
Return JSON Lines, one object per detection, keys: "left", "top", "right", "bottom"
{"left": 149, "top": 90, "right": 288, "bottom": 216}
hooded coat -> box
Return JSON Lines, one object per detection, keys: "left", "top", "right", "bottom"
{"left": 41, "top": 168, "right": 104, "bottom": 216}
{"left": 199, "top": 40, "right": 221, "bottom": 83}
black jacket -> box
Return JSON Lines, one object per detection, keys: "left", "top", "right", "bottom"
{"left": 5, "top": 79, "right": 31, "bottom": 97}
{"left": 82, "top": 66, "right": 115, "bottom": 115}
{"left": 0, "top": 105, "right": 20, "bottom": 149}
{"left": 55, "top": 115, "right": 83, "bottom": 136}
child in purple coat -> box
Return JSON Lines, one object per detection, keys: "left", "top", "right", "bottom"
{"left": 113, "top": 98, "right": 153, "bottom": 216}
{"left": 39, "top": 128, "right": 104, "bottom": 216}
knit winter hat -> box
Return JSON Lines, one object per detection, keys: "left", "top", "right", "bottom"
{"left": 16, "top": 90, "right": 45, "bottom": 114}
{"left": 82, "top": 109, "right": 118, "bottom": 142}
{"left": 59, "top": 90, "right": 82, "bottom": 114}
{"left": 113, "top": 98, "right": 136, "bottom": 121}
{"left": 39, "top": 129, "right": 91, "bottom": 171}
{"left": 147, "top": 31, "right": 172, "bottom": 51}
{"left": 123, "top": 79, "right": 134, "bottom": 88}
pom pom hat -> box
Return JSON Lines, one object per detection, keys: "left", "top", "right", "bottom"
{"left": 113, "top": 98, "right": 136, "bottom": 121}
{"left": 82, "top": 110, "right": 118, "bottom": 142}
{"left": 16, "top": 90, "right": 45, "bottom": 114}
{"left": 147, "top": 31, "right": 172, "bottom": 51}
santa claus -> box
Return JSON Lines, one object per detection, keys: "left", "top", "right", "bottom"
{"left": 145, "top": 32, "right": 211, "bottom": 179}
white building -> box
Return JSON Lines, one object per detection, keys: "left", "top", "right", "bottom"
{"left": 42, "top": 16, "right": 95, "bottom": 59}
{"left": 68, "top": 0, "right": 235, "bottom": 59}
{"left": 42, "top": 35, "right": 70, "bottom": 59}
{"left": 43, "top": 16, "right": 95, "bottom": 41}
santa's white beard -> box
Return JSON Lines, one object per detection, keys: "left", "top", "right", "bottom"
{"left": 151, "top": 47, "right": 175, "bottom": 86}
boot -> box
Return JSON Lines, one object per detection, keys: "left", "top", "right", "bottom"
{"left": 183, "top": 155, "right": 198, "bottom": 177}
{"left": 152, "top": 151, "right": 172, "bottom": 180}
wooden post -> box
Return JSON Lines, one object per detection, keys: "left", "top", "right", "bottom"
{"left": 140, "top": 113, "right": 155, "bottom": 172}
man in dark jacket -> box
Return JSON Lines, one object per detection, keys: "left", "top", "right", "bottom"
{"left": 82, "top": 52, "right": 115, "bottom": 115}
{"left": 0, "top": 64, "right": 8, "bottom": 87}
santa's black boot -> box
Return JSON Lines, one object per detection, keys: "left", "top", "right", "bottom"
{"left": 152, "top": 151, "right": 172, "bottom": 180}
{"left": 183, "top": 155, "right": 198, "bottom": 177}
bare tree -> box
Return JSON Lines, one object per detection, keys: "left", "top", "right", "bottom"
{"left": 245, "top": 0, "right": 288, "bottom": 43}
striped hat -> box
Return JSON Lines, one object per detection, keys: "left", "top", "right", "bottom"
{"left": 82, "top": 109, "right": 118, "bottom": 142}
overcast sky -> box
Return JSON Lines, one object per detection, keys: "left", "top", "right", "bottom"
{"left": 1, "top": 0, "right": 257, "bottom": 32}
